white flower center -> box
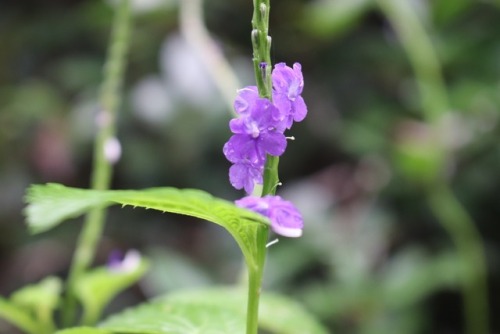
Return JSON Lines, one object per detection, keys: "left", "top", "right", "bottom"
{"left": 249, "top": 121, "right": 260, "bottom": 138}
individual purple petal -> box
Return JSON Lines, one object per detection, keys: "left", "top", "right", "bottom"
{"left": 265, "top": 195, "right": 303, "bottom": 238}
{"left": 235, "top": 196, "right": 269, "bottom": 215}
{"left": 223, "top": 138, "right": 239, "bottom": 163}
{"left": 223, "top": 135, "right": 262, "bottom": 165}
{"left": 229, "top": 163, "right": 263, "bottom": 193}
{"left": 272, "top": 63, "right": 295, "bottom": 95}
{"left": 272, "top": 97, "right": 293, "bottom": 129}
{"left": 235, "top": 195, "right": 304, "bottom": 238}
{"left": 228, "top": 117, "right": 247, "bottom": 134}
{"left": 292, "top": 95, "right": 307, "bottom": 122}
{"left": 292, "top": 63, "right": 304, "bottom": 93}
{"left": 234, "top": 86, "right": 259, "bottom": 115}
{"left": 256, "top": 100, "right": 287, "bottom": 133}
{"left": 258, "top": 131, "right": 287, "bottom": 157}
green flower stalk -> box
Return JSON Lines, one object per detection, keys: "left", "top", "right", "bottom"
{"left": 245, "top": 1, "right": 272, "bottom": 332}
{"left": 222, "top": 1, "right": 308, "bottom": 332}
{"left": 63, "top": 0, "right": 132, "bottom": 326}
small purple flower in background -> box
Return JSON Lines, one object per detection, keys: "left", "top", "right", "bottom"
{"left": 108, "top": 249, "right": 142, "bottom": 273}
{"left": 236, "top": 195, "right": 303, "bottom": 237}
{"left": 272, "top": 62, "right": 307, "bottom": 129}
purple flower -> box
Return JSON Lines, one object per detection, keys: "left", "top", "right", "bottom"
{"left": 228, "top": 98, "right": 287, "bottom": 160}
{"left": 224, "top": 93, "right": 288, "bottom": 193}
{"left": 272, "top": 62, "right": 307, "bottom": 129}
{"left": 236, "top": 195, "right": 303, "bottom": 237}
{"left": 108, "top": 249, "right": 142, "bottom": 273}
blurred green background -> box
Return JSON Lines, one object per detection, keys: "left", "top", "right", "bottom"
{"left": 1, "top": 0, "right": 500, "bottom": 333}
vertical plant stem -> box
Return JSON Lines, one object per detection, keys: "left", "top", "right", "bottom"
{"left": 245, "top": 1, "right": 273, "bottom": 333}
{"left": 251, "top": 0, "right": 278, "bottom": 197}
{"left": 378, "top": 1, "right": 488, "bottom": 333}
{"left": 428, "top": 183, "right": 488, "bottom": 334}
{"left": 246, "top": 226, "right": 268, "bottom": 334}
{"left": 63, "top": 0, "right": 131, "bottom": 326}
{"left": 251, "top": 0, "right": 272, "bottom": 99}
{"left": 377, "top": 0, "right": 448, "bottom": 123}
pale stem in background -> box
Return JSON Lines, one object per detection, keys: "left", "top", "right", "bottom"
{"left": 179, "top": 0, "right": 240, "bottom": 116}
{"left": 377, "top": 1, "right": 489, "bottom": 333}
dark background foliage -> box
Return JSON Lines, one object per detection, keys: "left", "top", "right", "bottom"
{"left": 1, "top": 0, "right": 500, "bottom": 332}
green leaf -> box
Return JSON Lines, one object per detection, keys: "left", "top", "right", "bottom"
{"left": 75, "top": 255, "right": 149, "bottom": 325}
{"left": 0, "top": 296, "right": 39, "bottom": 334}
{"left": 11, "top": 276, "right": 61, "bottom": 312}
{"left": 259, "top": 292, "right": 329, "bottom": 334}
{"left": 11, "top": 276, "right": 62, "bottom": 333}
{"left": 25, "top": 184, "right": 111, "bottom": 234}
{"left": 25, "top": 184, "right": 270, "bottom": 269}
{"left": 143, "top": 247, "right": 212, "bottom": 294}
{"left": 100, "top": 297, "right": 245, "bottom": 334}
{"left": 55, "top": 328, "right": 113, "bottom": 334}
{"left": 99, "top": 287, "right": 328, "bottom": 334}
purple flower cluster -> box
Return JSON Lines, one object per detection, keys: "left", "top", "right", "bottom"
{"left": 223, "top": 62, "right": 307, "bottom": 238}
{"left": 223, "top": 63, "right": 307, "bottom": 194}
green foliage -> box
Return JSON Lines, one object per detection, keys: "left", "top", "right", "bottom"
{"left": 393, "top": 131, "right": 445, "bottom": 185}
{"left": 101, "top": 297, "right": 246, "bottom": 333}
{"left": 2, "top": 0, "right": 499, "bottom": 333}
{"left": 382, "top": 250, "right": 463, "bottom": 308}
{"left": 99, "top": 287, "right": 328, "bottom": 334}
{"left": 10, "top": 276, "right": 62, "bottom": 333}
{"left": 303, "top": 0, "right": 374, "bottom": 38}
{"left": 0, "top": 277, "right": 62, "bottom": 334}
{"left": 0, "top": 297, "right": 39, "bottom": 334}
{"left": 25, "top": 183, "right": 270, "bottom": 269}
{"left": 11, "top": 276, "right": 61, "bottom": 317}
{"left": 55, "top": 328, "right": 113, "bottom": 334}
{"left": 298, "top": 249, "right": 464, "bottom": 333}
{"left": 24, "top": 184, "right": 112, "bottom": 234}
{"left": 75, "top": 258, "right": 149, "bottom": 325}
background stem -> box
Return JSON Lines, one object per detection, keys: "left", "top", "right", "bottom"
{"left": 377, "top": 1, "right": 489, "bottom": 333}
{"left": 62, "top": 0, "right": 131, "bottom": 326}
{"left": 428, "top": 182, "right": 489, "bottom": 334}
{"left": 179, "top": 0, "right": 240, "bottom": 116}
{"left": 377, "top": 0, "right": 448, "bottom": 123}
